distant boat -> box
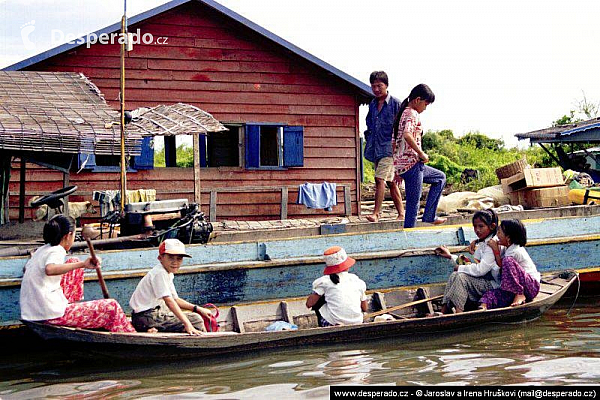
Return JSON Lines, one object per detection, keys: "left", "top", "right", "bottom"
{"left": 23, "top": 271, "right": 577, "bottom": 361}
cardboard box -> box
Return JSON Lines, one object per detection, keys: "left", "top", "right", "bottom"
{"left": 501, "top": 167, "right": 563, "bottom": 194}
{"left": 508, "top": 185, "right": 570, "bottom": 209}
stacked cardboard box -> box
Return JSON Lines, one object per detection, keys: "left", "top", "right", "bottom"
{"left": 500, "top": 167, "right": 569, "bottom": 209}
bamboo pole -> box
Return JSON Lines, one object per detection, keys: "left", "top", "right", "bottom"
{"left": 193, "top": 133, "right": 201, "bottom": 206}
{"left": 119, "top": 13, "right": 127, "bottom": 213}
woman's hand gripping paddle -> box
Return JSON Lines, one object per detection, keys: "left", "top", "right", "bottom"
{"left": 81, "top": 225, "right": 110, "bottom": 299}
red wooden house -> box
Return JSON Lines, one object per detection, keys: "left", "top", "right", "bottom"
{"left": 4, "top": 0, "right": 372, "bottom": 222}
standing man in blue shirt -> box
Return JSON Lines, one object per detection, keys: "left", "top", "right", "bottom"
{"left": 364, "top": 71, "right": 404, "bottom": 223}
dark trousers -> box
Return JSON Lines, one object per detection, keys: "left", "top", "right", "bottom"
{"left": 131, "top": 306, "right": 205, "bottom": 332}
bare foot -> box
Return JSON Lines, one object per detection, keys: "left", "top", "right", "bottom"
{"left": 147, "top": 327, "right": 158, "bottom": 333}
{"left": 431, "top": 217, "right": 447, "bottom": 225}
{"left": 426, "top": 311, "right": 443, "bottom": 318}
{"left": 478, "top": 303, "right": 488, "bottom": 311}
{"left": 396, "top": 213, "right": 405, "bottom": 221}
{"left": 441, "top": 304, "right": 456, "bottom": 315}
{"left": 511, "top": 294, "right": 526, "bottom": 307}
{"left": 366, "top": 214, "right": 379, "bottom": 223}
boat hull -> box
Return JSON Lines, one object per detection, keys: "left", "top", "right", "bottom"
{"left": 2, "top": 215, "right": 599, "bottom": 329}
{"left": 23, "top": 272, "right": 576, "bottom": 361}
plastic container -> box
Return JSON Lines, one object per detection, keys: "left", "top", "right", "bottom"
{"left": 568, "top": 188, "right": 600, "bottom": 205}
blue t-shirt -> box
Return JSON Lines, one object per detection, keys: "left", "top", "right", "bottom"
{"left": 364, "top": 93, "right": 401, "bottom": 162}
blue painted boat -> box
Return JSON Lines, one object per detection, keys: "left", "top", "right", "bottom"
{"left": 2, "top": 214, "right": 600, "bottom": 330}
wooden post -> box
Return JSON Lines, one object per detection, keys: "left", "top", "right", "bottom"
{"left": 209, "top": 190, "right": 217, "bottom": 222}
{"left": 280, "top": 187, "right": 288, "bottom": 220}
{"left": 193, "top": 133, "right": 201, "bottom": 206}
{"left": 19, "top": 158, "right": 25, "bottom": 223}
{"left": 344, "top": 185, "right": 351, "bottom": 217}
{"left": 63, "top": 172, "right": 70, "bottom": 217}
{"left": 119, "top": 14, "right": 127, "bottom": 213}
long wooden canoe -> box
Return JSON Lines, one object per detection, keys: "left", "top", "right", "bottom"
{"left": 23, "top": 271, "right": 577, "bottom": 361}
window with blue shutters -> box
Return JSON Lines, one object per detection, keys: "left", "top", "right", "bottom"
{"left": 155, "top": 126, "right": 241, "bottom": 168}
{"left": 76, "top": 137, "right": 153, "bottom": 172}
{"left": 244, "top": 123, "right": 304, "bottom": 169}
{"left": 132, "top": 137, "right": 154, "bottom": 169}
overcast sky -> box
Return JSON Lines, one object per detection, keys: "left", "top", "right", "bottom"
{"left": 2, "top": 0, "right": 600, "bottom": 147}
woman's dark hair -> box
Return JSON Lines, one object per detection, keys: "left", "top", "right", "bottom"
{"left": 472, "top": 209, "right": 499, "bottom": 241}
{"left": 369, "top": 71, "right": 388, "bottom": 86}
{"left": 330, "top": 273, "right": 340, "bottom": 284}
{"left": 43, "top": 215, "right": 75, "bottom": 246}
{"left": 393, "top": 83, "right": 435, "bottom": 139}
{"left": 500, "top": 219, "right": 527, "bottom": 246}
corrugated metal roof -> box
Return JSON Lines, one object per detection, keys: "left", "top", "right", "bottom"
{"left": 515, "top": 117, "right": 600, "bottom": 143}
{"left": 3, "top": 0, "right": 373, "bottom": 102}
{"left": 0, "top": 71, "right": 143, "bottom": 155}
{"left": 561, "top": 121, "right": 600, "bottom": 136}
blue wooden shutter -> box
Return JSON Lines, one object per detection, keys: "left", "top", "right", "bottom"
{"left": 133, "top": 137, "right": 154, "bottom": 169}
{"left": 199, "top": 134, "right": 207, "bottom": 168}
{"left": 77, "top": 153, "right": 96, "bottom": 170}
{"left": 283, "top": 126, "right": 304, "bottom": 167}
{"left": 245, "top": 124, "right": 260, "bottom": 168}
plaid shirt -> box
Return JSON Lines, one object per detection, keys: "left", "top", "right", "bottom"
{"left": 394, "top": 107, "right": 422, "bottom": 174}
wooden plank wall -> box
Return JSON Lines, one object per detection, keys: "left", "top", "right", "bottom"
{"left": 14, "top": 2, "right": 361, "bottom": 221}
{"left": 8, "top": 161, "right": 352, "bottom": 221}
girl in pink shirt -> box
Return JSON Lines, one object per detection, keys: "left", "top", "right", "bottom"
{"left": 393, "top": 83, "right": 446, "bottom": 228}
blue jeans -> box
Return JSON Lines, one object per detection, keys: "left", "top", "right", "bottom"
{"left": 400, "top": 162, "right": 446, "bottom": 228}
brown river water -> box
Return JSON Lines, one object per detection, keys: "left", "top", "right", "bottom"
{"left": 1, "top": 297, "right": 598, "bottom": 399}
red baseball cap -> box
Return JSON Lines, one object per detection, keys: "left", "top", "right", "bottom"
{"left": 159, "top": 239, "right": 191, "bottom": 258}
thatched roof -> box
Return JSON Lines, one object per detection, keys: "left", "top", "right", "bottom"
{"left": 130, "top": 103, "right": 227, "bottom": 136}
{"left": 515, "top": 117, "right": 600, "bottom": 143}
{"left": 0, "top": 71, "right": 143, "bottom": 155}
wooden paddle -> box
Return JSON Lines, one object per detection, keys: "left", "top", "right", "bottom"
{"left": 81, "top": 226, "right": 110, "bottom": 299}
{"left": 364, "top": 294, "right": 443, "bottom": 321}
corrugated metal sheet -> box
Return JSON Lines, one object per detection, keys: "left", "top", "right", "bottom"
{"left": 515, "top": 117, "right": 600, "bottom": 143}
{"left": 561, "top": 122, "right": 600, "bottom": 136}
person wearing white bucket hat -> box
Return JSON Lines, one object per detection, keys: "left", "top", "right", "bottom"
{"left": 305, "top": 246, "right": 368, "bottom": 326}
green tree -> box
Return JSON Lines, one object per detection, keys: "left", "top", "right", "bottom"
{"left": 457, "top": 132, "right": 504, "bottom": 151}
{"left": 154, "top": 143, "right": 194, "bottom": 167}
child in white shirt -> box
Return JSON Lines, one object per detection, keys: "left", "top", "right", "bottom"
{"left": 130, "top": 239, "right": 212, "bottom": 335}
{"left": 20, "top": 215, "right": 134, "bottom": 332}
{"left": 305, "top": 246, "right": 367, "bottom": 326}
{"left": 435, "top": 209, "right": 502, "bottom": 313}
{"left": 480, "top": 219, "right": 540, "bottom": 309}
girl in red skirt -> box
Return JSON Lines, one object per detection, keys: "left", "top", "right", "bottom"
{"left": 20, "top": 215, "right": 135, "bottom": 332}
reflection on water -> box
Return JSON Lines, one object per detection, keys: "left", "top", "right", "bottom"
{"left": 1, "top": 298, "right": 599, "bottom": 398}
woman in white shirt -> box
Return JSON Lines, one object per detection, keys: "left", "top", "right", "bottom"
{"left": 480, "top": 219, "right": 540, "bottom": 309}
{"left": 20, "top": 215, "right": 135, "bottom": 332}
{"left": 436, "top": 209, "right": 502, "bottom": 313}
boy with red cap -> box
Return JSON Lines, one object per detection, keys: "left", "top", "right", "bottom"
{"left": 129, "top": 239, "right": 212, "bottom": 335}
{"left": 306, "top": 246, "right": 368, "bottom": 326}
